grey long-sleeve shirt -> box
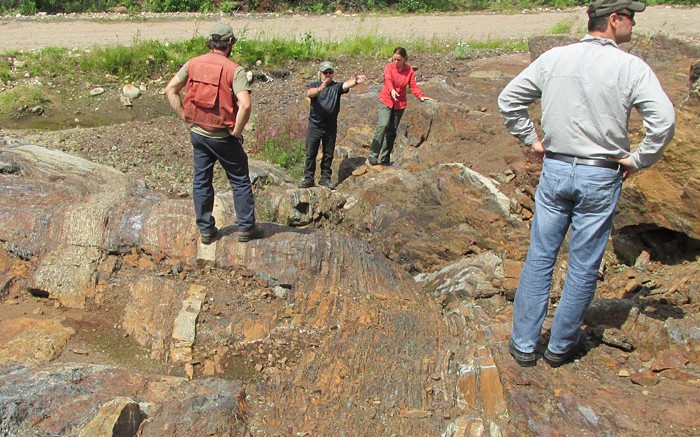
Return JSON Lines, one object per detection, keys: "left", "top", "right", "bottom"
{"left": 498, "top": 35, "right": 675, "bottom": 169}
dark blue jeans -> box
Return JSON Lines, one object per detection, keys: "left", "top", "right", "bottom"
{"left": 303, "top": 122, "right": 337, "bottom": 182}
{"left": 191, "top": 132, "right": 256, "bottom": 233}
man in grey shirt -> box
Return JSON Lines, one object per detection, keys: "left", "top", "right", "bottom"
{"left": 498, "top": 0, "right": 675, "bottom": 367}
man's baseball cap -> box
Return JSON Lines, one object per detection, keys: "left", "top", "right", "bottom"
{"left": 319, "top": 61, "right": 335, "bottom": 72}
{"left": 209, "top": 22, "right": 235, "bottom": 41}
{"left": 588, "top": 0, "right": 646, "bottom": 17}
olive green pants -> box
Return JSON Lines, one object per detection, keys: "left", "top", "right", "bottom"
{"left": 369, "top": 104, "right": 404, "bottom": 164}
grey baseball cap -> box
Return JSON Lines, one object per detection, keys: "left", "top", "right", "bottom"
{"left": 588, "top": 0, "right": 646, "bottom": 17}
{"left": 209, "top": 22, "right": 235, "bottom": 41}
{"left": 319, "top": 61, "right": 335, "bottom": 72}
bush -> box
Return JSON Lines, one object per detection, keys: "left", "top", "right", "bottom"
{"left": 395, "top": 0, "right": 456, "bottom": 12}
{"left": 0, "top": 0, "right": 696, "bottom": 15}
{"left": 2, "top": 0, "right": 121, "bottom": 14}
{"left": 252, "top": 109, "right": 308, "bottom": 179}
{"left": 255, "top": 135, "right": 307, "bottom": 180}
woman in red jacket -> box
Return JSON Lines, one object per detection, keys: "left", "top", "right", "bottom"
{"left": 368, "top": 47, "right": 434, "bottom": 166}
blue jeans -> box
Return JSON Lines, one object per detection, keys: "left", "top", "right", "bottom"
{"left": 369, "top": 104, "right": 404, "bottom": 164}
{"left": 511, "top": 157, "right": 622, "bottom": 355}
{"left": 191, "top": 132, "right": 256, "bottom": 233}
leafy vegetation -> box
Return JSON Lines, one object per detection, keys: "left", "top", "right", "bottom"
{"left": 548, "top": 18, "right": 576, "bottom": 34}
{"left": 255, "top": 136, "right": 307, "bottom": 180}
{"left": 251, "top": 108, "right": 308, "bottom": 179}
{"left": 0, "top": 0, "right": 695, "bottom": 15}
{"left": 0, "top": 86, "right": 47, "bottom": 118}
{"left": 0, "top": 31, "right": 527, "bottom": 85}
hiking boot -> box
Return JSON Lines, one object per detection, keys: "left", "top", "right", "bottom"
{"left": 544, "top": 337, "right": 586, "bottom": 368}
{"left": 298, "top": 179, "right": 315, "bottom": 188}
{"left": 509, "top": 340, "right": 539, "bottom": 367}
{"left": 238, "top": 226, "right": 264, "bottom": 242}
{"left": 200, "top": 227, "right": 218, "bottom": 245}
{"left": 319, "top": 179, "right": 336, "bottom": 190}
{"left": 368, "top": 157, "right": 378, "bottom": 166}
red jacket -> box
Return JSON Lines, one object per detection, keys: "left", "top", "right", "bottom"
{"left": 379, "top": 61, "right": 425, "bottom": 110}
{"left": 183, "top": 52, "right": 239, "bottom": 130}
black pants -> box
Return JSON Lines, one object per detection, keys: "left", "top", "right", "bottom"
{"left": 191, "top": 132, "right": 255, "bottom": 233}
{"left": 303, "top": 122, "right": 337, "bottom": 182}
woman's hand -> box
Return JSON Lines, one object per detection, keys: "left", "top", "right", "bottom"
{"left": 390, "top": 89, "right": 399, "bottom": 101}
{"left": 420, "top": 96, "right": 435, "bottom": 102}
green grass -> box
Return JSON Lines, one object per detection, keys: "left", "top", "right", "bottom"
{"left": 255, "top": 136, "right": 307, "bottom": 181}
{"left": 1, "top": 31, "right": 532, "bottom": 86}
{"left": 232, "top": 32, "right": 528, "bottom": 67}
{"left": 0, "top": 29, "right": 529, "bottom": 84}
{"left": 548, "top": 18, "right": 576, "bottom": 35}
{"left": 0, "top": 86, "right": 48, "bottom": 118}
{"left": 0, "top": 60, "right": 12, "bottom": 81}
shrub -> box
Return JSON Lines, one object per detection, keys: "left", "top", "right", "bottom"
{"left": 253, "top": 110, "right": 308, "bottom": 179}
{"left": 0, "top": 0, "right": 697, "bottom": 15}
{"left": 453, "top": 41, "right": 472, "bottom": 60}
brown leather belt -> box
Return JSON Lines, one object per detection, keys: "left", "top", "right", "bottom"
{"left": 545, "top": 152, "right": 621, "bottom": 171}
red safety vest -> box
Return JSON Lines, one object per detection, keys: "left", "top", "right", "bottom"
{"left": 183, "top": 52, "right": 239, "bottom": 130}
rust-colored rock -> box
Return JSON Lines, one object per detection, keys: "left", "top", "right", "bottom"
{"left": 0, "top": 31, "right": 699, "bottom": 437}
{"left": 78, "top": 397, "right": 146, "bottom": 437}
{"left": 653, "top": 349, "right": 689, "bottom": 372}
{"left": 629, "top": 369, "right": 660, "bottom": 386}
{"left": 0, "top": 317, "right": 74, "bottom": 366}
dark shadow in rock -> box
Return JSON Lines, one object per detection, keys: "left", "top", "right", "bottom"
{"left": 613, "top": 225, "right": 700, "bottom": 265}
{"left": 540, "top": 328, "right": 593, "bottom": 360}
{"left": 585, "top": 299, "right": 637, "bottom": 329}
{"left": 637, "top": 299, "right": 685, "bottom": 322}
{"left": 585, "top": 297, "right": 685, "bottom": 329}
{"left": 220, "top": 222, "right": 314, "bottom": 240}
{"left": 0, "top": 156, "right": 21, "bottom": 174}
{"left": 337, "top": 156, "right": 368, "bottom": 185}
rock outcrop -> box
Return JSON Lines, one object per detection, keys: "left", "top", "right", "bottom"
{"left": 1, "top": 32, "right": 699, "bottom": 437}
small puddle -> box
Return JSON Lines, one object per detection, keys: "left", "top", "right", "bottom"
{"left": 218, "top": 355, "right": 261, "bottom": 382}
{"left": 61, "top": 313, "right": 163, "bottom": 374}
{"left": 3, "top": 98, "right": 171, "bottom": 131}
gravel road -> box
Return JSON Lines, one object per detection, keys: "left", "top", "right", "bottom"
{"left": 1, "top": 6, "right": 699, "bottom": 51}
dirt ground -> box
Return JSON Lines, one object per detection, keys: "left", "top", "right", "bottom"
{"left": 1, "top": 6, "right": 699, "bottom": 52}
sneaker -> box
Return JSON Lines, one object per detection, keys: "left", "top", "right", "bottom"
{"left": 544, "top": 337, "right": 585, "bottom": 368}
{"left": 368, "top": 157, "right": 378, "bottom": 166}
{"left": 380, "top": 160, "right": 392, "bottom": 166}
{"left": 238, "top": 226, "right": 264, "bottom": 242}
{"left": 298, "top": 179, "right": 315, "bottom": 188}
{"left": 319, "top": 179, "right": 336, "bottom": 190}
{"left": 509, "top": 340, "right": 539, "bottom": 367}
{"left": 200, "top": 227, "right": 218, "bottom": 245}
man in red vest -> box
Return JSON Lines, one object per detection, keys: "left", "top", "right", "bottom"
{"left": 165, "top": 22, "right": 261, "bottom": 244}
